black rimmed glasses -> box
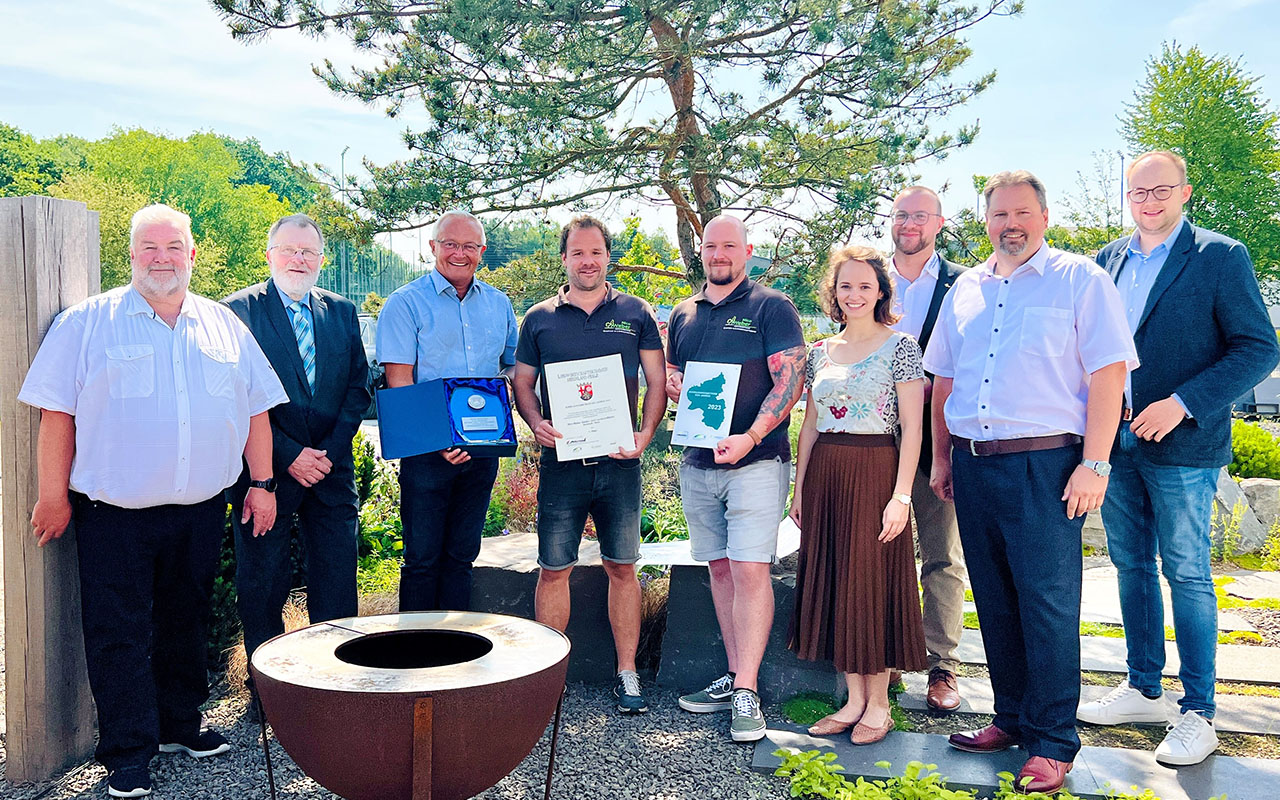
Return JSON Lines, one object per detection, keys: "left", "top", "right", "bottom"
{"left": 1126, "top": 183, "right": 1184, "bottom": 203}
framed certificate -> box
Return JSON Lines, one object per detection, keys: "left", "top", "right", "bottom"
{"left": 544, "top": 354, "right": 636, "bottom": 461}
{"left": 375, "top": 376, "right": 517, "bottom": 459}
{"left": 672, "top": 361, "right": 741, "bottom": 448}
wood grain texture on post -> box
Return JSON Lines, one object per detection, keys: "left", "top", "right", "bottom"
{"left": 0, "top": 196, "right": 99, "bottom": 781}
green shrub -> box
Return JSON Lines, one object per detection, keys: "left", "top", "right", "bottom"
{"left": 1229, "top": 420, "right": 1280, "bottom": 478}
{"left": 357, "top": 458, "right": 402, "bottom": 558}
{"left": 353, "top": 430, "right": 377, "bottom": 504}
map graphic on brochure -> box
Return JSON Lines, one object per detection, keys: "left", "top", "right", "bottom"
{"left": 672, "top": 361, "right": 742, "bottom": 448}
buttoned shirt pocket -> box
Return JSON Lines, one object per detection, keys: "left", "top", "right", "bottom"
{"left": 105, "top": 344, "right": 155, "bottom": 399}
{"left": 200, "top": 346, "right": 238, "bottom": 400}
{"left": 1020, "top": 307, "right": 1073, "bottom": 358}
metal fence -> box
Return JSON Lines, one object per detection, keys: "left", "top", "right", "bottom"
{"left": 316, "top": 241, "right": 420, "bottom": 304}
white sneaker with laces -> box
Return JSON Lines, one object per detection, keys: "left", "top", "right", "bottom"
{"left": 1155, "top": 710, "right": 1218, "bottom": 766}
{"left": 1077, "top": 682, "right": 1168, "bottom": 725}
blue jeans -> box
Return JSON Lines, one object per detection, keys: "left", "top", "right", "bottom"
{"left": 536, "top": 457, "right": 642, "bottom": 569}
{"left": 1100, "top": 422, "right": 1219, "bottom": 716}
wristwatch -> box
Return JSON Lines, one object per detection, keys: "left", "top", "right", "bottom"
{"left": 1081, "top": 459, "right": 1111, "bottom": 478}
{"left": 249, "top": 478, "right": 278, "bottom": 492}
{"left": 892, "top": 493, "right": 912, "bottom": 507}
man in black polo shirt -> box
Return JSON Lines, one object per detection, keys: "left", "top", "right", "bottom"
{"left": 512, "top": 215, "right": 667, "bottom": 714}
{"left": 665, "top": 214, "right": 806, "bottom": 742}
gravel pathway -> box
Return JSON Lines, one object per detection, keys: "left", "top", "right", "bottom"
{"left": 1, "top": 684, "right": 789, "bottom": 800}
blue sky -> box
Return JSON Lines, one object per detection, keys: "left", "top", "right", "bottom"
{"left": 3, "top": 0, "right": 1278, "bottom": 257}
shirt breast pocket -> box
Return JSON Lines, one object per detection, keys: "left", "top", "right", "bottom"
{"left": 105, "top": 344, "right": 155, "bottom": 399}
{"left": 1020, "top": 307, "right": 1073, "bottom": 358}
{"left": 200, "top": 346, "right": 238, "bottom": 400}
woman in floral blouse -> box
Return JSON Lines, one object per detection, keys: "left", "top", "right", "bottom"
{"left": 788, "top": 245, "right": 928, "bottom": 745}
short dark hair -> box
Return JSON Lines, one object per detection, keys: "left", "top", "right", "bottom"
{"left": 821, "top": 245, "right": 898, "bottom": 326}
{"left": 560, "top": 215, "right": 612, "bottom": 256}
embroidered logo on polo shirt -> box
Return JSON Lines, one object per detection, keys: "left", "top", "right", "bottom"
{"left": 604, "top": 320, "right": 636, "bottom": 335}
{"left": 723, "top": 316, "right": 757, "bottom": 333}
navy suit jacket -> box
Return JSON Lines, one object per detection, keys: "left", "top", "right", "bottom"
{"left": 919, "top": 256, "right": 967, "bottom": 462}
{"left": 224, "top": 280, "right": 371, "bottom": 509}
{"left": 1096, "top": 223, "right": 1278, "bottom": 467}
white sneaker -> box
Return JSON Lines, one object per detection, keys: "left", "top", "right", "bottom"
{"left": 1155, "top": 710, "right": 1218, "bottom": 766}
{"left": 1077, "top": 682, "right": 1169, "bottom": 725}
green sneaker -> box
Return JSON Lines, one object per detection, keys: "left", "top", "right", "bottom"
{"left": 729, "top": 688, "right": 766, "bottom": 742}
{"left": 678, "top": 672, "right": 735, "bottom": 712}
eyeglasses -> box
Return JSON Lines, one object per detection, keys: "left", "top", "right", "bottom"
{"left": 891, "top": 211, "right": 940, "bottom": 226}
{"left": 1126, "top": 184, "right": 1184, "bottom": 203}
{"left": 269, "top": 245, "right": 323, "bottom": 263}
{"left": 436, "top": 240, "right": 483, "bottom": 255}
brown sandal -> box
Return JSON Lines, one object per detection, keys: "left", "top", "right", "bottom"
{"left": 850, "top": 716, "right": 894, "bottom": 745}
{"left": 807, "top": 714, "right": 857, "bottom": 736}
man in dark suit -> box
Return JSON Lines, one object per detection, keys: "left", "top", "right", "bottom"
{"left": 225, "top": 213, "right": 371, "bottom": 663}
{"left": 887, "top": 185, "right": 967, "bottom": 711}
{"left": 1079, "top": 150, "right": 1279, "bottom": 766}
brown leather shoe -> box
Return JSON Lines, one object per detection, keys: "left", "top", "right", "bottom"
{"left": 1015, "top": 756, "right": 1072, "bottom": 794}
{"left": 926, "top": 668, "right": 961, "bottom": 712}
{"left": 850, "top": 716, "right": 893, "bottom": 745}
{"left": 807, "top": 713, "right": 856, "bottom": 736}
{"left": 948, "top": 724, "right": 1019, "bottom": 753}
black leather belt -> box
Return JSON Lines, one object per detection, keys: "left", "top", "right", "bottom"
{"left": 951, "top": 433, "right": 1083, "bottom": 457}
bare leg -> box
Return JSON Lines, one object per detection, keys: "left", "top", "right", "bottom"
{"left": 858, "top": 670, "right": 893, "bottom": 727}
{"left": 831, "top": 673, "right": 867, "bottom": 722}
{"left": 726, "top": 560, "right": 774, "bottom": 691}
{"left": 707, "top": 557, "right": 739, "bottom": 673}
{"left": 603, "top": 561, "right": 641, "bottom": 673}
{"left": 534, "top": 566, "right": 573, "bottom": 632}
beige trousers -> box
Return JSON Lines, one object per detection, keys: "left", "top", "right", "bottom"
{"left": 912, "top": 466, "right": 967, "bottom": 673}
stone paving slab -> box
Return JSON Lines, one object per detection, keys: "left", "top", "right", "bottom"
{"left": 1223, "top": 571, "right": 1280, "bottom": 601}
{"left": 899, "top": 674, "right": 1280, "bottom": 736}
{"left": 753, "top": 725, "right": 1280, "bottom": 800}
{"left": 961, "top": 601, "right": 1257, "bottom": 632}
{"left": 956, "top": 629, "right": 1280, "bottom": 685}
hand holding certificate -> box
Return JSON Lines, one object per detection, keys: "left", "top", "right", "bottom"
{"left": 544, "top": 354, "right": 636, "bottom": 461}
{"left": 672, "top": 361, "right": 741, "bottom": 448}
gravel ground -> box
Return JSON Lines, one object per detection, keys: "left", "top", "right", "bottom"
{"left": 0, "top": 684, "right": 789, "bottom": 800}
{"left": 1236, "top": 607, "right": 1280, "bottom": 646}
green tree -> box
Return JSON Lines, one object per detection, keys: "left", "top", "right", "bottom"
{"left": 219, "top": 135, "right": 321, "bottom": 210}
{"left": 49, "top": 172, "right": 151, "bottom": 289}
{"left": 214, "top": 0, "right": 1016, "bottom": 282}
{"left": 1122, "top": 43, "right": 1280, "bottom": 275}
{"left": 484, "top": 248, "right": 565, "bottom": 311}
{"left": 0, "top": 123, "right": 64, "bottom": 196}
{"left": 614, "top": 217, "right": 692, "bottom": 307}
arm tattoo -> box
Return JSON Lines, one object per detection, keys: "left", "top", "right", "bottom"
{"left": 753, "top": 344, "right": 808, "bottom": 434}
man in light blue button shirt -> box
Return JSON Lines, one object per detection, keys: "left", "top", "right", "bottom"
{"left": 377, "top": 210, "right": 518, "bottom": 611}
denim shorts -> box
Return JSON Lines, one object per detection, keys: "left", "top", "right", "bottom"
{"left": 536, "top": 457, "right": 642, "bottom": 570}
{"left": 678, "top": 457, "right": 791, "bottom": 563}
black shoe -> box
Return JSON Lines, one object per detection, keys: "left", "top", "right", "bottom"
{"left": 107, "top": 765, "right": 152, "bottom": 798}
{"left": 159, "top": 729, "right": 231, "bottom": 758}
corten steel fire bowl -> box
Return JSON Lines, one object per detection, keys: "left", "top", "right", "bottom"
{"left": 251, "top": 611, "right": 571, "bottom": 800}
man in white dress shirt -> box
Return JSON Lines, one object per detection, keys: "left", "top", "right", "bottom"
{"left": 887, "top": 186, "right": 967, "bottom": 711}
{"left": 20, "top": 204, "right": 288, "bottom": 799}
{"left": 924, "top": 172, "right": 1136, "bottom": 794}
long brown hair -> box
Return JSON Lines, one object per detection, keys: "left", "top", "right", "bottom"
{"left": 820, "top": 245, "right": 898, "bottom": 326}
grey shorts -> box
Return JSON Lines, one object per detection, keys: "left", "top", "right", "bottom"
{"left": 678, "top": 457, "right": 791, "bottom": 563}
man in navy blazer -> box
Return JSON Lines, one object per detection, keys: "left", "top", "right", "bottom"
{"left": 1078, "top": 151, "right": 1278, "bottom": 766}
{"left": 224, "top": 214, "right": 371, "bottom": 664}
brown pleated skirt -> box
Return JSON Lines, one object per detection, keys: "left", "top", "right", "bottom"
{"left": 789, "top": 433, "right": 928, "bottom": 674}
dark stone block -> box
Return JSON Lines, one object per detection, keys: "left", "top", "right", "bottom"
{"left": 656, "top": 565, "right": 837, "bottom": 702}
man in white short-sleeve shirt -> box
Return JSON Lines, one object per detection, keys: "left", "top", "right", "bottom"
{"left": 19, "top": 203, "right": 287, "bottom": 799}
{"left": 924, "top": 172, "right": 1135, "bottom": 795}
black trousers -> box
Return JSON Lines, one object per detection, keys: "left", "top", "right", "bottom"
{"left": 72, "top": 492, "right": 226, "bottom": 771}
{"left": 951, "top": 443, "right": 1085, "bottom": 763}
{"left": 231, "top": 487, "right": 359, "bottom": 660}
{"left": 397, "top": 452, "right": 499, "bottom": 612}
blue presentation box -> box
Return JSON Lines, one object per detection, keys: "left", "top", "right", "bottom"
{"left": 376, "top": 376, "right": 518, "bottom": 459}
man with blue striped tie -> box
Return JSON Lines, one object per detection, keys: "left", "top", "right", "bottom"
{"left": 224, "top": 213, "right": 371, "bottom": 670}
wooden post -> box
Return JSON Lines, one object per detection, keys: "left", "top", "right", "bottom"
{"left": 0, "top": 196, "right": 100, "bottom": 780}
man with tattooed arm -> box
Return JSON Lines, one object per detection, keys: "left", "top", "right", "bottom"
{"left": 665, "top": 214, "right": 807, "bottom": 742}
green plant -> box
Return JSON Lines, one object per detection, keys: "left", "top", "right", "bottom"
{"left": 1211, "top": 499, "right": 1245, "bottom": 562}
{"left": 353, "top": 430, "right": 376, "bottom": 504}
{"left": 356, "top": 555, "right": 401, "bottom": 595}
{"left": 1229, "top": 420, "right": 1280, "bottom": 478}
{"left": 357, "top": 458, "right": 403, "bottom": 558}
{"left": 774, "top": 754, "right": 977, "bottom": 800}
{"left": 1263, "top": 518, "right": 1280, "bottom": 570}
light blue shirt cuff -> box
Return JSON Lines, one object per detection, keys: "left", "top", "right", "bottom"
{"left": 1171, "top": 393, "right": 1192, "bottom": 419}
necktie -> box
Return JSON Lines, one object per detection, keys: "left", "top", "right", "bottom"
{"left": 289, "top": 300, "right": 316, "bottom": 391}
